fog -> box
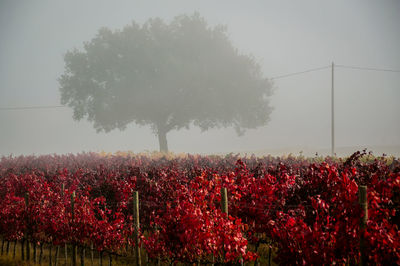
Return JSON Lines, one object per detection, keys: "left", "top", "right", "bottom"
{"left": 1, "top": 0, "right": 399, "bottom": 157}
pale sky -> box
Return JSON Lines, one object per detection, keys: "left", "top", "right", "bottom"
{"left": 0, "top": 0, "right": 399, "bottom": 156}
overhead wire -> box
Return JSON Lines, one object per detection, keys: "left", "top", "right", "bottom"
{"left": 270, "top": 65, "right": 331, "bottom": 80}
{"left": 335, "top": 64, "right": 400, "bottom": 73}
{"left": 0, "top": 105, "right": 66, "bottom": 111}
{"left": 0, "top": 63, "right": 399, "bottom": 111}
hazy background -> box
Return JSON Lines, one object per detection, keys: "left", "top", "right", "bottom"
{"left": 1, "top": 0, "right": 399, "bottom": 157}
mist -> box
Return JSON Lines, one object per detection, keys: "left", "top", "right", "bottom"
{"left": 1, "top": 0, "right": 399, "bottom": 157}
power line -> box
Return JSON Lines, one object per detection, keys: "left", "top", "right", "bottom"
{"left": 270, "top": 64, "right": 400, "bottom": 81}
{"left": 335, "top": 64, "right": 400, "bottom": 73}
{"left": 1, "top": 63, "right": 399, "bottom": 111}
{"left": 270, "top": 65, "right": 330, "bottom": 80}
{"left": 0, "top": 105, "right": 66, "bottom": 111}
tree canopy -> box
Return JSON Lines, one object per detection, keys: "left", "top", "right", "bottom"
{"left": 59, "top": 13, "right": 273, "bottom": 152}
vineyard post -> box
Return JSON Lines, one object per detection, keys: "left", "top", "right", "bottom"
{"left": 90, "top": 243, "right": 94, "bottom": 265}
{"left": 39, "top": 242, "right": 43, "bottom": 264}
{"left": 54, "top": 183, "right": 63, "bottom": 266}
{"left": 49, "top": 244, "right": 53, "bottom": 266}
{"left": 221, "top": 187, "right": 228, "bottom": 263}
{"left": 6, "top": 239, "right": 10, "bottom": 255}
{"left": 221, "top": 187, "right": 228, "bottom": 216}
{"left": 21, "top": 238, "right": 24, "bottom": 261}
{"left": 25, "top": 192, "right": 30, "bottom": 261}
{"left": 359, "top": 185, "right": 368, "bottom": 266}
{"left": 62, "top": 184, "right": 68, "bottom": 264}
{"left": 133, "top": 191, "right": 141, "bottom": 266}
{"left": 1, "top": 239, "right": 6, "bottom": 256}
{"left": 33, "top": 241, "right": 37, "bottom": 263}
{"left": 55, "top": 244, "right": 59, "bottom": 266}
{"left": 72, "top": 191, "right": 77, "bottom": 266}
{"left": 13, "top": 240, "right": 16, "bottom": 259}
{"left": 80, "top": 246, "right": 85, "bottom": 266}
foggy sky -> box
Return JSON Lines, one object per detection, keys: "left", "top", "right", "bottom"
{"left": 0, "top": 0, "right": 399, "bottom": 156}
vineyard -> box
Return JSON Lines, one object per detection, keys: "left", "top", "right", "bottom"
{"left": 0, "top": 151, "right": 399, "bottom": 265}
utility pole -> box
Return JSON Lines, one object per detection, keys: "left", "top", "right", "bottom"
{"left": 331, "top": 62, "right": 335, "bottom": 156}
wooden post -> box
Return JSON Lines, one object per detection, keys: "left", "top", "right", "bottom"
{"left": 25, "top": 192, "right": 30, "bottom": 261}
{"left": 1, "top": 237, "right": 4, "bottom": 255}
{"left": 6, "top": 240, "right": 10, "bottom": 255}
{"left": 39, "top": 242, "right": 43, "bottom": 265}
{"left": 13, "top": 240, "right": 16, "bottom": 259}
{"left": 55, "top": 246, "right": 59, "bottom": 266}
{"left": 21, "top": 239, "right": 25, "bottom": 260}
{"left": 65, "top": 244, "right": 68, "bottom": 264}
{"left": 49, "top": 245, "right": 53, "bottom": 266}
{"left": 359, "top": 185, "right": 368, "bottom": 266}
{"left": 268, "top": 245, "right": 272, "bottom": 266}
{"left": 80, "top": 246, "right": 85, "bottom": 266}
{"left": 26, "top": 238, "right": 30, "bottom": 260}
{"left": 154, "top": 224, "right": 161, "bottom": 265}
{"left": 133, "top": 191, "right": 141, "bottom": 266}
{"left": 221, "top": 187, "right": 228, "bottom": 263}
{"left": 221, "top": 187, "right": 228, "bottom": 216}
{"left": 61, "top": 184, "right": 68, "bottom": 264}
{"left": 71, "top": 191, "right": 77, "bottom": 266}
{"left": 33, "top": 241, "right": 37, "bottom": 263}
{"left": 90, "top": 243, "right": 94, "bottom": 266}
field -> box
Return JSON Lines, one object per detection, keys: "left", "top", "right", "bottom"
{"left": 0, "top": 151, "right": 399, "bottom": 265}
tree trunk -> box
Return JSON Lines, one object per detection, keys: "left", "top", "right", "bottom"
{"left": 99, "top": 251, "right": 103, "bottom": 266}
{"left": 33, "top": 242, "right": 37, "bottom": 263}
{"left": 80, "top": 246, "right": 85, "bottom": 266}
{"left": 55, "top": 246, "right": 59, "bottom": 266}
{"left": 65, "top": 243, "right": 68, "bottom": 264}
{"left": 49, "top": 244, "right": 52, "bottom": 266}
{"left": 157, "top": 127, "right": 168, "bottom": 153}
{"left": 26, "top": 239, "right": 30, "bottom": 261}
{"left": 13, "top": 240, "right": 16, "bottom": 259}
{"left": 39, "top": 243, "right": 43, "bottom": 265}
{"left": 6, "top": 241, "right": 10, "bottom": 255}
{"left": 90, "top": 243, "right": 94, "bottom": 266}
{"left": 1, "top": 238, "right": 5, "bottom": 255}
{"left": 21, "top": 239, "right": 25, "bottom": 261}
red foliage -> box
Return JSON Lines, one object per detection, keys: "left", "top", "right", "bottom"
{"left": 0, "top": 151, "right": 398, "bottom": 264}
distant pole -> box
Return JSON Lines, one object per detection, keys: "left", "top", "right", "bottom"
{"left": 220, "top": 187, "right": 228, "bottom": 263}
{"left": 331, "top": 62, "right": 335, "bottom": 156}
{"left": 71, "top": 191, "right": 77, "bottom": 266}
{"left": 359, "top": 185, "right": 368, "bottom": 266}
{"left": 133, "top": 191, "right": 141, "bottom": 266}
{"left": 25, "top": 193, "right": 30, "bottom": 261}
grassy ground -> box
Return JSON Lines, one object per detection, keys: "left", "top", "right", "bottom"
{"left": 0, "top": 240, "right": 276, "bottom": 265}
{"left": 0, "top": 241, "right": 137, "bottom": 266}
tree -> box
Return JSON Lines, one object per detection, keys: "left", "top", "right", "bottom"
{"left": 59, "top": 13, "right": 273, "bottom": 152}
